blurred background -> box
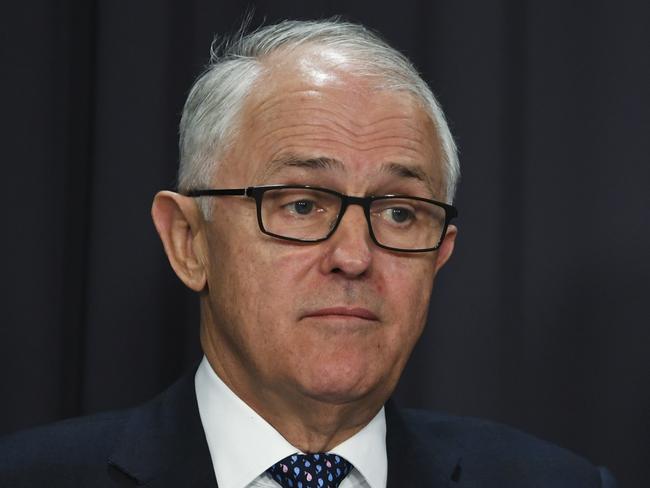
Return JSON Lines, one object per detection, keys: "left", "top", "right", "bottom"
{"left": 1, "top": 1, "right": 648, "bottom": 486}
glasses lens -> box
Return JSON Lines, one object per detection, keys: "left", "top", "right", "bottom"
{"left": 370, "top": 197, "right": 447, "bottom": 250}
{"left": 260, "top": 188, "right": 342, "bottom": 241}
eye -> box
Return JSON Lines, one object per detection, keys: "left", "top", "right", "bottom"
{"left": 386, "top": 207, "right": 413, "bottom": 223}
{"left": 379, "top": 206, "right": 415, "bottom": 225}
{"left": 285, "top": 199, "right": 317, "bottom": 215}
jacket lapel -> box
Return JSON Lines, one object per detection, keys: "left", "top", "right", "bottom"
{"left": 385, "top": 401, "right": 464, "bottom": 488}
{"left": 106, "top": 371, "right": 462, "bottom": 488}
{"left": 107, "top": 369, "right": 218, "bottom": 487}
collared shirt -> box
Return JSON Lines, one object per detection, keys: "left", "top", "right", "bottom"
{"left": 195, "top": 356, "right": 387, "bottom": 488}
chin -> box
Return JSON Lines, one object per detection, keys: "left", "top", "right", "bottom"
{"left": 302, "top": 386, "right": 371, "bottom": 406}
{"left": 296, "top": 363, "right": 389, "bottom": 406}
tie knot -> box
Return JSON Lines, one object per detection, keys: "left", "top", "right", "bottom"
{"left": 267, "top": 453, "right": 353, "bottom": 488}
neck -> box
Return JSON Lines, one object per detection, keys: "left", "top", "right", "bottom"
{"left": 200, "top": 323, "right": 387, "bottom": 452}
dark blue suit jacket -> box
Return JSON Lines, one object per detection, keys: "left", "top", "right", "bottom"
{"left": 0, "top": 370, "right": 616, "bottom": 487}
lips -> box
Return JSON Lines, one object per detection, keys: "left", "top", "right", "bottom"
{"left": 302, "top": 307, "right": 379, "bottom": 321}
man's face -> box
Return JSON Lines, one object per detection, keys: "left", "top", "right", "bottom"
{"left": 198, "top": 50, "right": 454, "bottom": 410}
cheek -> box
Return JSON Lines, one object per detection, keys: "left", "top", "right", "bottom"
{"left": 377, "top": 256, "right": 436, "bottom": 344}
{"left": 378, "top": 254, "right": 435, "bottom": 305}
{"left": 226, "top": 241, "right": 319, "bottom": 316}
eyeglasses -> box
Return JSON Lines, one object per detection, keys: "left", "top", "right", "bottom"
{"left": 184, "top": 185, "right": 458, "bottom": 252}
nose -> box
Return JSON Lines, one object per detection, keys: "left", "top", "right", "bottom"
{"left": 319, "top": 203, "right": 373, "bottom": 278}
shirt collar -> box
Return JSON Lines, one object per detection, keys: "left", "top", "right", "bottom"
{"left": 195, "top": 356, "right": 387, "bottom": 488}
{"left": 330, "top": 403, "right": 387, "bottom": 488}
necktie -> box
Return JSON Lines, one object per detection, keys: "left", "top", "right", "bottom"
{"left": 267, "top": 453, "right": 353, "bottom": 488}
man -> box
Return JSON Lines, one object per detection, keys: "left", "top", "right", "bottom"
{"left": 0, "top": 19, "right": 615, "bottom": 488}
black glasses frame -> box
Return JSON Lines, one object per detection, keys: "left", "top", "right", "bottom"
{"left": 185, "top": 184, "right": 458, "bottom": 252}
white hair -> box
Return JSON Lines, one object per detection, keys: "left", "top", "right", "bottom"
{"left": 178, "top": 19, "right": 460, "bottom": 215}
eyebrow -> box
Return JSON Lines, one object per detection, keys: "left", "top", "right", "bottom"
{"left": 260, "top": 153, "right": 435, "bottom": 194}
{"left": 259, "top": 154, "right": 344, "bottom": 180}
{"left": 380, "top": 162, "right": 435, "bottom": 194}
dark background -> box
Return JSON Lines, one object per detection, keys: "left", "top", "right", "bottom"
{"left": 1, "top": 1, "right": 648, "bottom": 486}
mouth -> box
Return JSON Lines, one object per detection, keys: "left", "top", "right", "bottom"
{"left": 302, "top": 307, "right": 379, "bottom": 321}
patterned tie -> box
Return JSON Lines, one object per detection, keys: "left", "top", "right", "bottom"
{"left": 267, "top": 453, "right": 353, "bottom": 488}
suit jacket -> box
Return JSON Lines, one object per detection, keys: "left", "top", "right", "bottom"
{"left": 0, "top": 369, "right": 617, "bottom": 487}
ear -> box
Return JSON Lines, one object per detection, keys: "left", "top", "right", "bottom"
{"left": 151, "top": 191, "right": 207, "bottom": 292}
{"left": 433, "top": 224, "right": 457, "bottom": 274}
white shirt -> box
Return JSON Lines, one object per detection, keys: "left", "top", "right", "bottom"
{"left": 195, "top": 356, "right": 387, "bottom": 488}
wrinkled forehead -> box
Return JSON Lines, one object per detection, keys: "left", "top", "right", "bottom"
{"left": 219, "top": 47, "right": 443, "bottom": 193}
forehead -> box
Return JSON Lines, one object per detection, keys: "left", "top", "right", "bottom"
{"left": 219, "top": 48, "right": 443, "bottom": 194}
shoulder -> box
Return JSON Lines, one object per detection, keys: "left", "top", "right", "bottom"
{"left": 399, "top": 407, "right": 576, "bottom": 457}
{"left": 0, "top": 408, "right": 133, "bottom": 486}
{"left": 394, "top": 408, "right": 617, "bottom": 487}
{"left": 0, "top": 370, "right": 205, "bottom": 487}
